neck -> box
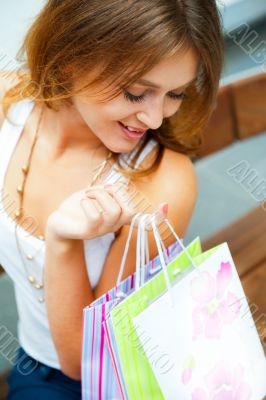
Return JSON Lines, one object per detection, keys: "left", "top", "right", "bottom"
{"left": 38, "top": 103, "right": 106, "bottom": 160}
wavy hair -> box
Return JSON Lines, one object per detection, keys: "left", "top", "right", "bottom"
{"left": 3, "top": 0, "right": 224, "bottom": 177}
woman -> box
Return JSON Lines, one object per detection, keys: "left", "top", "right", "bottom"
{"left": 0, "top": 0, "right": 224, "bottom": 398}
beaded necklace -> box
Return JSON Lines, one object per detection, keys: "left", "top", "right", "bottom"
{"left": 14, "top": 105, "right": 113, "bottom": 302}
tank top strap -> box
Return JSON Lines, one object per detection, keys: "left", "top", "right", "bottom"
{"left": 0, "top": 99, "right": 34, "bottom": 191}
{"left": 134, "top": 137, "right": 158, "bottom": 169}
{"left": 118, "top": 134, "right": 159, "bottom": 169}
{"left": 104, "top": 134, "right": 159, "bottom": 186}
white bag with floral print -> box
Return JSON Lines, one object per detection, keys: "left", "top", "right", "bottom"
{"left": 133, "top": 237, "right": 266, "bottom": 400}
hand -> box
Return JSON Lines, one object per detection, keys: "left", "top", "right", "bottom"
{"left": 46, "top": 183, "right": 168, "bottom": 241}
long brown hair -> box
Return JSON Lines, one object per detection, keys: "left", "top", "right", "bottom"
{"left": 3, "top": 0, "right": 224, "bottom": 177}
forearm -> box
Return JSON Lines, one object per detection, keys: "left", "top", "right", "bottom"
{"left": 44, "top": 226, "right": 95, "bottom": 380}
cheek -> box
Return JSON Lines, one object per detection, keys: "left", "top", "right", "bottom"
{"left": 72, "top": 96, "right": 92, "bottom": 119}
{"left": 73, "top": 97, "right": 106, "bottom": 126}
{"left": 164, "top": 102, "right": 182, "bottom": 119}
{"left": 102, "top": 99, "right": 134, "bottom": 122}
{"left": 74, "top": 94, "right": 135, "bottom": 126}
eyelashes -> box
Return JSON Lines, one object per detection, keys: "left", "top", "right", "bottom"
{"left": 123, "top": 91, "right": 144, "bottom": 103}
{"left": 123, "top": 90, "right": 187, "bottom": 103}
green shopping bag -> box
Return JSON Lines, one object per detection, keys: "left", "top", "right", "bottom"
{"left": 108, "top": 219, "right": 209, "bottom": 399}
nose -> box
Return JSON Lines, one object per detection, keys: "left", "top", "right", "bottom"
{"left": 136, "top": 99, "right": 164, "bottom": 130}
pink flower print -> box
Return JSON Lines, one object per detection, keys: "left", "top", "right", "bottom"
{"left": 191, "top": 262, "right": 241, "bottom": 340}
{"left": 192, "top": 361, "right": 252, "bottom": 400}
{"left": 181, "top": 355, "right": 195, "bottom": 385}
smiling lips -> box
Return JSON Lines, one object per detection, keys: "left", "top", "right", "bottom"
{"left": 119, "top": 122, "right": 147, "bottom": 134}
{"left": 118, "top": 122, "right": 147, "bottom": 139}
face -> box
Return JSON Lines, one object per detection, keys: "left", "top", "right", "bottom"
{"left": 71, "top": 47, "right": 199, "bottom": 154}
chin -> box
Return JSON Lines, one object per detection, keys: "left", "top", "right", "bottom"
{"left": 107, "top": 142, "right": 138, "bottom": 155}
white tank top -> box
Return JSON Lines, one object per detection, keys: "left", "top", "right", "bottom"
{"left": 0, "top": 98, "right": 158, "bottom": 369}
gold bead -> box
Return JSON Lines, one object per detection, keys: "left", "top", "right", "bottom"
{"left": 38, "top": 235, "right": 45, "bottom": 241}
{"left": 17, "top": 185, "right": 23, "bottom": 194}
{"left": 35, "top": 283, "right": 43, "bottom": 289}
{"left": 22, "top": 165, "right": 28, "bottom": 174}
{"left": 28, "top": 276, "right": 35, "bottom": 284}
{"left": 26, "top": 254, "right": 34, "bottom": 260}
{"left": 38, "top": 297, "right": 45, "bottom": 303}
{"left": 14, "top": 210, "right": 21, "bottom": 219}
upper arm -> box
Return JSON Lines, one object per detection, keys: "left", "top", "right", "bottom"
{"left": 93, "top": 148, "right": 197, "bottom": 298}
{"left": 138, "top": 147, "right": 197, "bottom": 235}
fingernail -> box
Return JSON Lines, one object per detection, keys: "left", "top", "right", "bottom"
{"left": 85, "top": 190, "right": 96, "bottom": 198}
{"left": 162, "top": 203, "right": 168, "bottom": 214}
{"left": 104, "top": 184, "right": 113, "bottom": 189}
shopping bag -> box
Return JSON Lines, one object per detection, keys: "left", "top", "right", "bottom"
{"left": 105, "top": 218, "right": 203, "bottom": 400}
{"left": 82, "top": 213, "right": 188, "bottom": 400}
{"left": 132, "top": 220, "right": 266, "bottom": 400}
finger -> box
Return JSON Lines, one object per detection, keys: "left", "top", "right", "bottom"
{"left": 85, "top": 188, "right": 121, "bottom": 212}
{"left": 83, "top": 194, "right": 104, "bottom": 214}
{"left": 95, "top": 185, "right": 135, "bottom": 227}
{"left": 102, "top": 183, "right": 130, "bottom": 201}
{"left": 80, "top": 196, "right": 104, "bottom": 223}
{"left": 101, "top": 185, "right": 135, "bottom": 224}
{"left": 143, "top": 203, "right": 169, "bottom": 231}
{"left": 85, "top": 188, "right": 123, "bottom": 225}
{"left": 104, "top": 181, "right": 129, "bottom": 191}
{"left": 158, "top": 203, "right": 169, "bottom": 220}
{"left": 88, "top": 182, "right": 128, "bottom": 193}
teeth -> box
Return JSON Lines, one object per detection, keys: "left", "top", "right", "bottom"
{"left": 121, "top": 122, "right": 144, "bottom": 133}
{"left": 126, "top": 126, "right": 141, "bottom": 132}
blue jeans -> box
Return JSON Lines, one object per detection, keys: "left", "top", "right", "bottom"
{"left": 7, "top": 347, "right": 81, "bottom": 400}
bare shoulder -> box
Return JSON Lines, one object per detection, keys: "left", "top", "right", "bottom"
{"left": 93, "top": 147, "right": 197, "bottom": 297}
{"left": 134, "top": 147, "right": 198, "bottom": 237}
{"left": 0, "top": 70, "right": 21, "bottom": 129}
{"left": 159, "top": 148, "right": 197, "bottom": 198}
{"left": 153, "top": 147, "right": 196, "bottom": 185}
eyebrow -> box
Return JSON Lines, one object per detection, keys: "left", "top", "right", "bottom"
{"left": 135, "top": 77, "right": 196, "bottom": 91}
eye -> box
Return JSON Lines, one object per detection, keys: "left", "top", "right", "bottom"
{"left": 168, "top": 92, "right": 187, "bottom": 100}
{"left": 123, "top": 90, "right": 144, "bottom": 103}
{"left": 123, "top": 90, "right": 187, "bottom": 103}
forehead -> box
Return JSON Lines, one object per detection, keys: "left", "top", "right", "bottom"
{"left": 136, "top": 47, "right": 199, "bottom": 90}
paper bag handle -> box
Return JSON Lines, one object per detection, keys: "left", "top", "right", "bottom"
{"left": 116, "top": 212, "right": 167, "bottom": 290}
{"left": 116, "top": 212, "right": 142, "bottom": 286}
{"left": 151, "top": 217, "right": 198, "bottom": 305}
{"left": 132, "top": 212, "right": 174, "bottom": 289}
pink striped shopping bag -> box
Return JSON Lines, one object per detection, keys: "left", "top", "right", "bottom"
{"left": 82, "top": 215, "right": 183, "bottom": 400}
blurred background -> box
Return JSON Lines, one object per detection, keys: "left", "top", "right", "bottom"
{"left": 0, "top": 0, "right": 266, "bottom": 382}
